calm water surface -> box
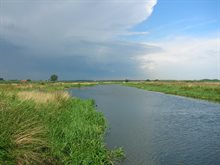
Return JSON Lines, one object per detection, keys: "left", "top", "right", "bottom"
{"left": 69, "top": 85, "right": 220, "bottom": 165}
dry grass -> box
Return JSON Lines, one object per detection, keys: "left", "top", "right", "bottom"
{"left": 13, "top": 125, "right": 48, "bottom": 165}
{"left": 17, "top": 91, "right": 70, "bottom": 103}
{"left": 0, "top": 82, "right": 98, "bottom": 92}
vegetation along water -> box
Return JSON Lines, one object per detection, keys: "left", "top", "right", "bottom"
{"left": 122, "top": 81, "right": 220, "bottom": 103}
{"left": 0, "top": 80, "right": 219, "bottom": 164}
{"left": 0, "top": 82, "right": 124, "bottom": 164}
{"left": 70, "top": 85, "right": 220, "bottom": 165}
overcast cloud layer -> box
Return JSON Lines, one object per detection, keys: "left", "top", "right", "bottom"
{"left": 0, "top": 0, "right": 219, "bottom": 80}
{"left": 0, "top": 0, "right": 159, "bottom": 80}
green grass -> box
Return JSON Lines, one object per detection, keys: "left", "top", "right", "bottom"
{"left": 123, "top": 81, "right": 220, "bottom": 103}
{"left": 0, "top": 85, "right": 124, "bottom": 164}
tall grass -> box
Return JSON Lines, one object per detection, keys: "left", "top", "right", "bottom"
{"left": 0, "top": 91, "right": 50, "bottom": 164}
{"left": 0, "top": 90, "right": 124, "bottom": 164}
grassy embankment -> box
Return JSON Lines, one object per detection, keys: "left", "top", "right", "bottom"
{"left": 0, "top": 82, "right": 124, "bottom": 164}
{"left": 123, "top": 81, "right": 220, "bottom": 103}
{"left": 0, "top": 81, "right": 97, "bottom": 92}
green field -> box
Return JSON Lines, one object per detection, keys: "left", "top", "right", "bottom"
{"left": 123, "top": 81, "right": 220, "bottom": 103}
{"left": 0, "top": 82, "right": 124, "bottom": 164}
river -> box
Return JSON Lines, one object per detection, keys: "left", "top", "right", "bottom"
{"left": 69, "top": 85, "right": 220, "bottom": 165}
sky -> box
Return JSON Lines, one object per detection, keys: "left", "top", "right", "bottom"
{"left": 0, "top": 0, "right": 219, "bottom": 80}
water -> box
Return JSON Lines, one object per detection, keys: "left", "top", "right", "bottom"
{"left": 69, "top": 85, "right": 220, "bottom": 165}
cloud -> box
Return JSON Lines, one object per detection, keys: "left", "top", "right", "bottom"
{"left": 137, "top": 36, "right": 220, "bottom": 79}
{"left": 0, "top": 37, "right": 160, "bottom": 80}
{"left": 121, "top": 31, "right": 149, "bottom": 36}
{"left": 0, "top": 0, "right": 159, "bottom": 79}
{"left": 0, "top": 0, "right": 157, "bottom": 43}
{"left": 1, "top": 1, "right": 218, "bottom": 81}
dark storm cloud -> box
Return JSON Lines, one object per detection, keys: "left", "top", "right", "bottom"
{"left": 0, "top": 36, "right": 161, "bottom": 80}
{"left": 0, "top": 0, "right": 158, "bottom": 79}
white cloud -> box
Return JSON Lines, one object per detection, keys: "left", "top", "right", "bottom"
{"left": 0, "top": 0, "right": 160, "bottom": 79}
{"left": 138, "top": 36, "right": 220, "bottom": 79}
{"left": 0, "top": 0, "right": 157, "bottom": 44}
{"left": 2, "top": 1, "right": 219, "bottom": 80}
{"left": 121, "top": 31, "right": 149, "bottom": 36}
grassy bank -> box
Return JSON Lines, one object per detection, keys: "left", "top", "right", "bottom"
{"left": 0, "top": 84, "right": 123, "bottom": 164}
{"left": 123, "top": 81, "right": 220, "bottom": 103}
{"left": 0, "top": 81, "right": 97, "bottom": 92}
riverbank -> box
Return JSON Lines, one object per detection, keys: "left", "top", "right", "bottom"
{"left": 0, "top": 83, "right": 123, "bottom": 164}
{"left": 70, "top": 84, "right": 220, "bottom": 165}
{"left": 122, "top": 81, "right": 220, "bottom": 103}
{"left": 0, "top": 81, "right": 98, "bottom": 91}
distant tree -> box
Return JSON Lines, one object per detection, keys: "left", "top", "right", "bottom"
{"left": 0, "top": 78, "right": 4, "bottom": 81}
{"left": 27, "top": 79, "right": 31, "bottom": 82}
{"left": 50, "top": 74, "right": 58, "bottom": 82}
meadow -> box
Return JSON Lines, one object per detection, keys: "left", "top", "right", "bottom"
{"left": 0, "top": 82, "right": 123, "bottom": 164}
{"left": 123, "top": 81, "right": 220, "bottom": 103}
